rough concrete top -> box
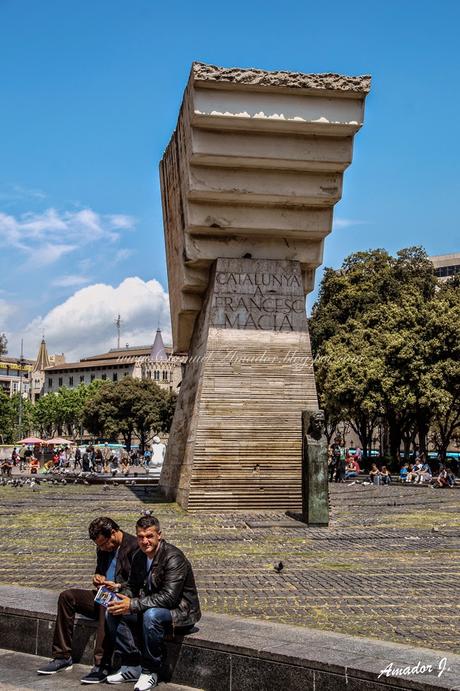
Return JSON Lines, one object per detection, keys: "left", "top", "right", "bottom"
{"left": 192, "top": 61, "right": 371, "bottom": 94}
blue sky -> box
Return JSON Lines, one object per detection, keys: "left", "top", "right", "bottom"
{"left": 1, "top": 0, "right": 459, "bottom": 359}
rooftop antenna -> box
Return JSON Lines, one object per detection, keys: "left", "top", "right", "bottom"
{"left": 114, "top": 314, "right": 121, "bottom": 349}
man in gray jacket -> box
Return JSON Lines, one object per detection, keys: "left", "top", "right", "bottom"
{"left": 105, "top": 514, "right": 201, "bottom": 691}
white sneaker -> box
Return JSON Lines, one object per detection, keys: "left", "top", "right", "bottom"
{"left": 134, "top": 671, "right": 159, "bottom": 690}
{"left": 106, "top": 665, "right": 141, "bottom": 684}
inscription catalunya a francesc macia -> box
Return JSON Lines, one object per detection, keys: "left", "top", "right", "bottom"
{"left": 211, "top": 270, "right": 306, "bottom": 331}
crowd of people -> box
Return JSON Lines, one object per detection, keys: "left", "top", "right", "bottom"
{"left": 0, "top": 438, "right": 167, "bottom": 477}
{"left": 328, "top": 443, "right": 457, "bottom": 488}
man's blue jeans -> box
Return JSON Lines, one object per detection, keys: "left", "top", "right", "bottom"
{"left": 106, "top": 607, "right": 172, "bottom": 672}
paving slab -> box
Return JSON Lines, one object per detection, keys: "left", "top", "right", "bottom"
{"left": 0, "top": 648, "right": 201, "bottom": 690}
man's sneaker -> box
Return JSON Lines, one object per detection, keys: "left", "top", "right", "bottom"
{"left": 134, "top": 671, "right": 159, "bottom": 691}
{"left": 37, "top": 657, "right": 73, "bottom": 674}
{"left": 107, "top": 665, "right": 142, "bottom": 684}
{"left": 81, "top": 665, "right": 109, "bottom": 684}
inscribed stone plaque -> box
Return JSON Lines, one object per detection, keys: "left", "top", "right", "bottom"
{"left": 211, "top": 258, "right": 307, "bottom": 333}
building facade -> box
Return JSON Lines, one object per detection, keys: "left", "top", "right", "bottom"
{"left": 42, "top": 330, "right": 184, "bottom": 395}
{"left": 430, "top": 252, "right": 460, "bottom": 281}
{"left": 0, "top": 356, "right": 33, "bottom": 398}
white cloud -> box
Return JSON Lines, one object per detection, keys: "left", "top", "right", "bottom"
{"left": 0, "top": 299, "right": 16, "bottom": 330}
{"left": 51, "top": 274, "right": 91, "bottom": 288}
{"left": 113, "top": 248, "right": 135, "bottom": 264}
{"left": 0, "top": 207, "right": 137, "bottom": 266}
{"left": 0, "top": 183, "right": 46, "bottom": 203}
{"left": 333, "top": 218, "right": 367, "bottom": 229}
{"left": 30, "top": 242, "right": 78, "bottom": 267}
{"left": 22, "top": 277, "right": 171, "bottom": 361}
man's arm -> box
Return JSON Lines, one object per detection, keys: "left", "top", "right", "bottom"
{"left": 93, "top": 549, "right": 106, "bottom": 587}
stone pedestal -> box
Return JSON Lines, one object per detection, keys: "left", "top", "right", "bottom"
{"left": 159, "top": 62, "right": 370, "bottom": 510}
{"left": 160, "top": 257, "right": 317, "bottom": 510}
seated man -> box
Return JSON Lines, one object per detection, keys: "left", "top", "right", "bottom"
{"left": 380, "top": 465, "right": 391, "bottom": 484}
{"left": 345, "top": 457, "right": 360, "bottom": 479}
{"left": 399, "top": 463, "right": 409, "bottom": 482}
{"left": 37, "top": 516, "right": 138, "bottom": 684}
{"left": 1, "top": 457, "right": 13, "bottom": 477}
{"left": 105, "top": 514, "right": 201, "bottom": 691}
{"left": 406, "top": 460, "right": 423, "bottom": 483}
{"left": 414, "top": 461, "right": 432, "bottom": 484}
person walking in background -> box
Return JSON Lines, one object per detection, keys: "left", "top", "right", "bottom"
{"left": 74, "top": 446, "right": 82, "bottom": 470}
{"left": 335, "top": 452, "right": 346, "bottom": 483}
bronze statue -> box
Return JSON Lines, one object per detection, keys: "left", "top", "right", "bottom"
{"left": 301, "top": 409, "right": 329, "bottom": 526}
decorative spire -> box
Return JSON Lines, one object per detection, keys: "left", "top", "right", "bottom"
{"left": 150, "top": 328, "right": 167, "bottom": 362}
{"left": 33, "top": 337, "right": 50, "bottom": 372}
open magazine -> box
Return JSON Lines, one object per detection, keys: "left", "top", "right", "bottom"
{"left": 94, "top": 585, "right": 122, "bottom": 608}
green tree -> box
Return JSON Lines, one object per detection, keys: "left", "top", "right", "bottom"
{"left": 159, "top": 391, "right": 177, "bottom": 434}
{"left": 32, "top": 393, "right": 60, "bottom": 437}
{"left": 0, "top": 390, "right": 14, "bottom": 443}
{"left": 314, "top": 325, "right": 383, "bottom": 457}
{"left": 32, "top": 380, "right": 106, "bottom": 439}
{"left": 6, "top": 394, "right": 34, "bottom": 442}
{"left": 310, "top": 247, "right": 439, "bottom": 460}
{"left": 422, "top": 279, "right": 460, "bottom": 460}
{"left": 82, "top": 378, "right": 172, "bottom": 451}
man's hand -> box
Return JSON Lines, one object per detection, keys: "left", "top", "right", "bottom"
{"left": 93, "top": 574, "right": 106, "bottom": 587}
{"left": 103, "top": 580, "right": 119, "bottom": 591}
{"left": 107, "top": 594, "right": 131, "bottom": 616}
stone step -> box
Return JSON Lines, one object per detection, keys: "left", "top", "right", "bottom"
{"left": 0, "top": 649, "right": 202, "bottom": 690}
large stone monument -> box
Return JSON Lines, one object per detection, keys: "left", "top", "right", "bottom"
{"left": 159, "top": 63, "right": 370, "bottom": 511}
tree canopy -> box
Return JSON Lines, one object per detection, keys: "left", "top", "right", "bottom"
{"left": 0, "top": 377, "right": 176, "bottom": 448}
{"left": 310, "top": 247, "right": 460, "bottom": 461}
{"left": 82, "top": 377, "right": 175, "bottom": 450}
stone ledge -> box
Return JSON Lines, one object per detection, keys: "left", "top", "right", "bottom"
{"left": 0, "top": 586, "right": 459, "bottom": 691}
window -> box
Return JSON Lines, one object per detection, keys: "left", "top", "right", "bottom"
{"left": 162, "top": 370, "right": 168, "bottom": 380}
{"left": 91, "top": 374, "right": 95, "bottom": 382}
{"left": 69, "top": 376, "right": 73, "bottom": 386}
{"left": 58, "top": 377, "right": 63, "bottom": 387}
{"left": 102, "top": 374, "right": 107, "bottom": 380}
{"left": 154, "top": 370, "right": 160, "bottom": 380}
{"left": 48, "top": 378, "right": 53, "bottom": 388}
{"left": 113, "top": 372, "right": 118, "bottom": 382}
{"left": 80, "top": 375, "right": 85, "bottom": 383}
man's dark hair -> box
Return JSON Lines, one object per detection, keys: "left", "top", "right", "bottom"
{"left": 88, "top": 516, "right": 120, "bottom": 541}
{"left": 136, "top": 515, "right": 161, "bottom": 532}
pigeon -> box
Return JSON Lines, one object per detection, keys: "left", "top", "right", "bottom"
{"left": 274, "top": 562, "right": 284, "bottom": 573}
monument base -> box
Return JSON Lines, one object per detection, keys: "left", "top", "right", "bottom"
{"left": 160, "top": 258, "right": 318, "bottom": 511}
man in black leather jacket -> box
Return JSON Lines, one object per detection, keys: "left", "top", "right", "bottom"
{"left": 105, "top": 514, "right": 201, "bottom": 691}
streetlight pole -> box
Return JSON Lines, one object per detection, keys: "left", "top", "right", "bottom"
{"left": 17, "top": 339, "right": 25, "bottom": 439}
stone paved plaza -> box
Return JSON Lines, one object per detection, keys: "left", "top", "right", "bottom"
{"left": 0, "top": 482, "right": 458, "bottom": 654}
